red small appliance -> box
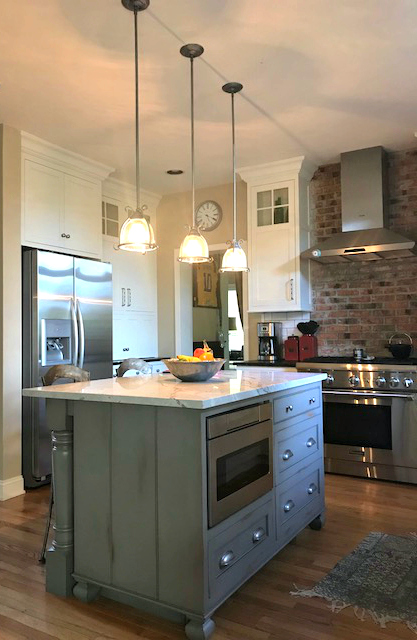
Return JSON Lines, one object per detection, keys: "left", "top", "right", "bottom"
{"left": 299, "top": 334, "right": 318, "bottom": 361}
{"left": 284, "top": 335, "right": 299, "bottom": 362}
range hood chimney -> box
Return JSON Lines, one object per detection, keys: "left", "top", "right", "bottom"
{"left": 301, "top": 146, "right": 416, "bottom": 263}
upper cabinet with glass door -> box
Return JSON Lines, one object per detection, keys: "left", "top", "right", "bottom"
{"left": 239, "top": 157, "right": 316, "bottom": 313}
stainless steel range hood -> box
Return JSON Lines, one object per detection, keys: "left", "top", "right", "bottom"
{"left": 301, "top": 146, "right": 416, "bottom": 263}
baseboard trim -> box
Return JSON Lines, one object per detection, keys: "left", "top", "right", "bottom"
{"left": 0, "top": 475, "right": 25, "bottom": 501}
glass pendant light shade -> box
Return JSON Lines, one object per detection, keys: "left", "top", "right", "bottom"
{"left": 117, "top": 0, "right": 158, "bottom": 253}
{"left": 220, "top": 240, "right": 249, "bottom": 272}
{"left": 178, "top": 226, "right": 210, "bottom": 263}
{"left": 178, "top": 44, "right": 211, "bottom": 265}
{"left": 220, "top": 82, "right": 249, "bottom": 273}
{"left": 118, "top": 209, "right": 157, "bottom": 253}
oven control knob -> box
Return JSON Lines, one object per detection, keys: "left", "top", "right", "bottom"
{"left": 325, "top": 373, "right": 334, "bottom": 385}
{"left": 376, "top": 376, "right": 386, "bottom": 388}
{"left": 403, "top": 377, "right": 414, "bottom": 389}
{"left": 389, "top": 376, "right": 400, "bottom": 388}
{"left": 349, "top": 375, "right": 360, "bottom": 387}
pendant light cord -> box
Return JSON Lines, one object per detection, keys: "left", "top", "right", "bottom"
{"left": 231, "top": 92, "right": 236, "bottom": 242}
{"left": 190, "top": 56, "right": 195, "bottom": 227}
{"left": 134, "top": 8, "right": 141, "bottom": 212}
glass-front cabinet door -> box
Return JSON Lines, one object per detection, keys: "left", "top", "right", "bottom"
{"left": 256, "top": 186, "right": 290, "bottom": 227}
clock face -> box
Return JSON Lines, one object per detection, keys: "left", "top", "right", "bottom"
{"left": 195, "top": 201, "right": 223, "bottom": 231}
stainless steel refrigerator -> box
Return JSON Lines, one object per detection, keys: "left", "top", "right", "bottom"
{"left": 22, "top": 248, "right": 112, "bottom": 488}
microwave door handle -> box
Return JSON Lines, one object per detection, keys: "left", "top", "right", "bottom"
{"left": 70, "top": 299, "right": 79, "bottom": 366}
{"left": 76, "top": 300, "right": 85, "bottom": 369}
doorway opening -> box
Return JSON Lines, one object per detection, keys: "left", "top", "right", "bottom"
{"left": 192, "top": 250, "right": 245, "bottom": 365}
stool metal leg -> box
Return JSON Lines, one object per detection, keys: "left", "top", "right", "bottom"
{"left": 39, "top": 483, "right": 54, "bottom": 563}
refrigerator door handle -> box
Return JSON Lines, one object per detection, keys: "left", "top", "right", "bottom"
{"left": 70, "top": 299, "right": 79, "bottom": 367}
{"left": 76, "top": 299, "right": 85, "bottom": 369}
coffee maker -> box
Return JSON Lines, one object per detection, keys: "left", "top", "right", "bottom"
{"left": 258, "top": 322, "right": 282, "bottom": 361}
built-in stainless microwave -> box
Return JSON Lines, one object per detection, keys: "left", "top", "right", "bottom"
{"left": 207, "top": 402, "right": 273, "bottom": 528}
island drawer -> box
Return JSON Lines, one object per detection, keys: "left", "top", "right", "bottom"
{"left": 278, "top": 495, "right": 323, "bottom": 548}
{"left": 273, "top": 385, "right": 321, "bottom": 424}
{"left": 208, "top": 499, "right": 274, "bottom": 602}
{"left": 274, "top": 416, "right": 321, "bottom": 481}
{"left": 276, "top": 460, "right": 323, "bottom": 527}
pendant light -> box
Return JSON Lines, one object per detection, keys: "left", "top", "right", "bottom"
{"left": 117, "top": 0, "right": 157, "bottom": 253}
{"left": 178, "top": 44, "right": 211, "bottom": 264}
{"left": 220, "top": 82, "right": 249, "bottom": 273}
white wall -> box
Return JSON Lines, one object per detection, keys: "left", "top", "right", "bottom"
{"left": 0, "top": 125, "right": 24, "bottom": 499}
{"left": 157, "top": 181, "right": 247, "bottom": 357}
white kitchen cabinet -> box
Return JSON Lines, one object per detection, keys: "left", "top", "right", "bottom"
{"left": 108, "top": 241, "right": 157, "bottom": 315}
{"left": 101, "top": 179, "right": 161, "bottom": 361}
{"left": 21, "top": 132, "right": 113, "bottom": 259}
{"left": 63, "top": 174, "right": 102, "bottom": 256}
{"left": 239, "top": 157, "right": 316, "bottom": 313}
{"left": 22, "top": 160, "right": 64, "bottom": 247}
{"left": 113, "top": 313, "right": 158, "bottom": 361}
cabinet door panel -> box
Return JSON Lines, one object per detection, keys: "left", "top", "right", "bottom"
{"left": 125, "top": 251, "right": 157, "bottom": 313}
{"left": 111, "top": 404, "right": 157, "bottom": 597}
{"left": 113, "top": 315, "right": 139, "bottom": 360}
{"left": 64, "top": 174, "right": 101, "bottom": 256}
{"left": 23, "top": 160, "right": 64, "bottom": 247}
{"left": 249, "top": 180, "right": 296, "bottom": 311}
{"left": 113, "top": 313, "right": 157, "bottom": 360}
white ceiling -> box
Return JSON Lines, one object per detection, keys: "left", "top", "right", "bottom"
{"left": 1, "top": 0, "right": 417, "bottom": 194}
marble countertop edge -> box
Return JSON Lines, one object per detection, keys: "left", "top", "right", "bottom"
{"left": 22, "top": 371, "right": 327, "bottom": 410}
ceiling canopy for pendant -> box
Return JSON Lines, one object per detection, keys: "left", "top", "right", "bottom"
{"left": 117, "top": 0, "right": 157, "bottom": 253}
{"left": 220, "top": 82, "right": 249, "bottom": 273}
{"left": 178, "top": 44, "right": 211, "bottom": 265}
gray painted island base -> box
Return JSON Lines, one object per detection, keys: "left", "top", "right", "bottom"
{"left": 43, "top": 382, "right": 325, "bottom": 639}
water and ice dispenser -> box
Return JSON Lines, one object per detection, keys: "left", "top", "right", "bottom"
{"left": 41, "top": 319, "right": 72, "bottom": 366}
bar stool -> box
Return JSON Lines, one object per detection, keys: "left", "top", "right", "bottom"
{"left": 39, "top": 364, "right": 90, "bottom": 563}
{"left": 116, "top": 358, "right": 151, "bottom": 377}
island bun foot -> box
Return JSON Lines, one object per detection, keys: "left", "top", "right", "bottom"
{"left": 185, "top": 617, "right": 215, "bottom": 640}
{"left": 309, "top": 512, "right": 326, "bottom": 531}
{"left": 73, "top": 580, "right": 101, "bottom": 603}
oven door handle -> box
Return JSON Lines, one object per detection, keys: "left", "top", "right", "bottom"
{"left": 323, "top": 390, "right": 414, "bottom": 400}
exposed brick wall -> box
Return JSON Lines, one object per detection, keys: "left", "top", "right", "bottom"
{"left": 310, "top": 149, "right": 417, "bottom": 356}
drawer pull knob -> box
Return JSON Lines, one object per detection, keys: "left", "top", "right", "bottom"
{"left": 282, "top": 449, "right": 294, "bottom": 461}
{"left": 61, "top": 233, "right": 66, "bottom": 238}
{"left": 286, "top": 405, "right": 294, "bottom": 413}
{"left": 308, "top": 483, "right": 317, "bottom": 495}
{"left": 284, "top": 499, "right": 295, "bottom": 513}
{"left": 309, "top": 397, "right": 316, "bottom": 404}
{"left": 306, "top": 437, "right": 316, "bottom": 448}
{"left": 252, "top": 527, "right": 266, "bottom": 543}
{"left": 123, "top": 347, "right": 130, "bottom": 352}
{"left": 219, "top": 550, "right": 235, "bottom": 569}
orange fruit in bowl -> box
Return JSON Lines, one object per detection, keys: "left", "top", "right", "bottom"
{"left": 199, "top": 352, "right": 214, "bottom": 361}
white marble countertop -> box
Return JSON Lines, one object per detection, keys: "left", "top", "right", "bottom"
{"left": 22, "top": 369, "right": 326, "bottom": 410}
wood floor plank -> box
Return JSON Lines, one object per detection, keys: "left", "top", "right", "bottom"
{"left": 0, "top": 475, "right": 417, "bottom": 639}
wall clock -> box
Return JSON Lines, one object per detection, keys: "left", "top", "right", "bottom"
{"left": 195, "top": 200, "right": 223, "bottom": 231}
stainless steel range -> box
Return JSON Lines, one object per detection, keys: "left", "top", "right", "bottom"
{"left": 296, "top": 357, "right": 417, "bottom": 483}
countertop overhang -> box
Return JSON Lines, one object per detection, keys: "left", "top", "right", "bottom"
{"left": 22, "top": 369, "right": 326, "bottom": 410}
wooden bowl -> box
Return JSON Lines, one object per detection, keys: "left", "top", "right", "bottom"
{"left": 162, "top": 358, "right": 225, "bottom": 382}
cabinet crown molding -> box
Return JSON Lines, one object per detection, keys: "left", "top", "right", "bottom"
{"left": 238, "top": 156, "right": 317, "bottom": 185}
{"left": 21, "top": 132, "right": 114, "bottom": 181}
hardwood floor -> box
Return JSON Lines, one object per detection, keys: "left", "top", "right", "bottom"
{"left": 0, "top": 474, "right": 416, "bottom": 639}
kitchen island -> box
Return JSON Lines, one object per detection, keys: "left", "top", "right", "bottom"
{"left": 23, "top": 368, "right": 326, "bottom": 640}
